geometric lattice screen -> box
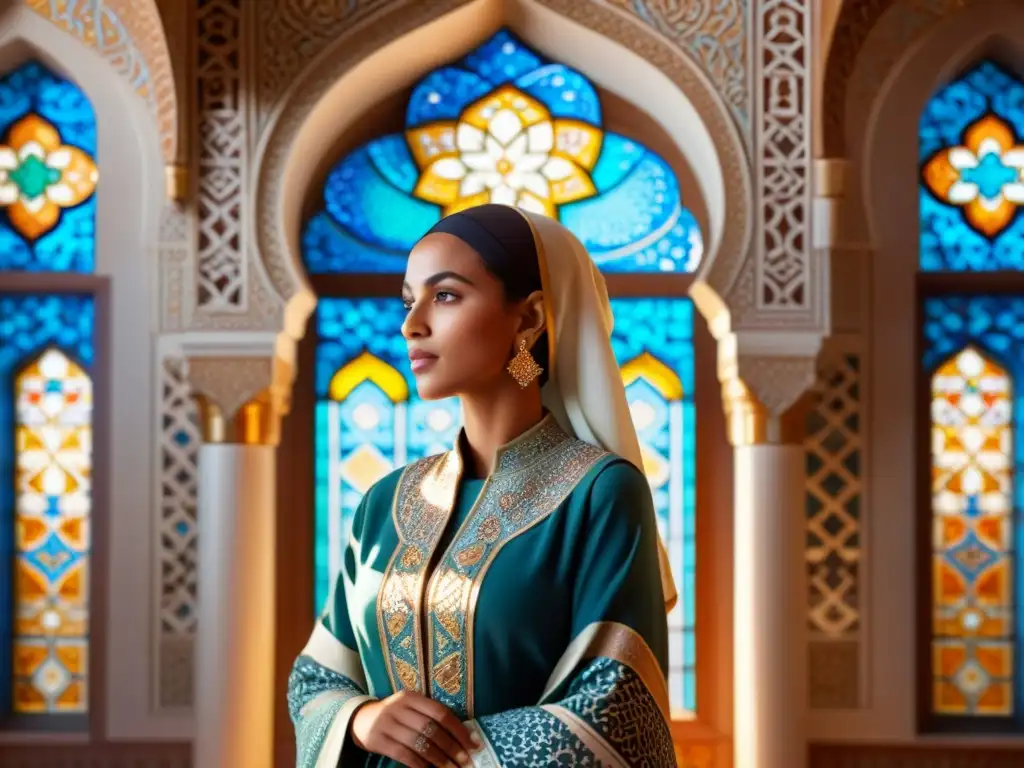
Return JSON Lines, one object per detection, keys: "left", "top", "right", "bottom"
{"left": 156, "top": 357, "right": 200, "bottom": 710}
{"left": 302, "top": 30, "right": 704, "bottom": 715}
{"left": 919, "top": 60, "right": 1024, "bottom": 725}
{"left": 0, "top": 60, "right": 100, "bottom": 718}
{"left": 805, "top": 350, "right": 863, "bottom": 709}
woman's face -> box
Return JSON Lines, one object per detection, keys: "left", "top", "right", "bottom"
{"left": 402, "top": 233, "right": 538, "bottom": 401}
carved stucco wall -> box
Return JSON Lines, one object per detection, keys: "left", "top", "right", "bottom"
{"left": 23, "top": 0, "right": 179, "bottom": 164}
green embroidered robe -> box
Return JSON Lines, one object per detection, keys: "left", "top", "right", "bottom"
{"left": 288, "top": 415, "right": 676, "bottom": 767}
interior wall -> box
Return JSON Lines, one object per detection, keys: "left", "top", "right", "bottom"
{"left": 822, "top": 0, "right": 1024, "bottom": 745}
{"left": 0, "top": 3, "right": 187, "bottom": 744}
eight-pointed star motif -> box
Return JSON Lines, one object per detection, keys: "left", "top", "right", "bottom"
{"left": 409, "top": 85, "right": 600, "bottom": 218}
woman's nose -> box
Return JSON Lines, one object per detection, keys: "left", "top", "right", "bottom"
{"left": 401, "top": 302, "right": 428, "bottom": 339}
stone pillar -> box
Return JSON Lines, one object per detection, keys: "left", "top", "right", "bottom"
{"left": 722, "top": 370, "right": 812, "bottom": 768}
{"left": 186, "top": 355, "right": 292, "bottom": 768}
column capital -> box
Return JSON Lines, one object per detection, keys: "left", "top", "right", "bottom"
{"left": 185, "top": 352, "right": 295, "bottom": 446}
{"left": 813, "top": 157, "right": 849, "bottom": 199}
{"left": 165, "top": 164, "right": 188, "bottom": 203}
{"left": 718, "top": 336, "right": 819, "bottom": 447}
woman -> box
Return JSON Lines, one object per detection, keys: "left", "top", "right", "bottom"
{"left": 288, "top": 204, "right": 678, "bottom": 767}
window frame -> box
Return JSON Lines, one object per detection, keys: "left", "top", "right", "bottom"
{"left": 0, "top": 272, "right": 110, "bottom": 737}
{"left": 916, "top": 271, "right": 1024, "bottom": 735}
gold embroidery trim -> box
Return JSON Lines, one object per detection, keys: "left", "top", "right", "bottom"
{"left": 424, "top": 418, "right": 607, "bottom": 719}
{"left": 376, "top": 450, "right": 462, "bottom": 694}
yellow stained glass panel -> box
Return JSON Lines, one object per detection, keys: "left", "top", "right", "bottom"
{"left": 12, "top": 348, "right": 92, "bottom": 714}
{"left": 930, "top": 346, "right": 1014, "bottom": 715}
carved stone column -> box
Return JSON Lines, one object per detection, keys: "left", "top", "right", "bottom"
{"left": 186, "top": 353, "right": 293, "bottom": 768}
{"left": 722, "top": 354, "right": 816, "bottom": 768}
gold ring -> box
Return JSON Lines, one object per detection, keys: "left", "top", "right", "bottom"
{"left": 422, "top": 721, "right": 437, "bottom": 738}
{"left": 414, "top": 734, "right": 430, "bottom": 754}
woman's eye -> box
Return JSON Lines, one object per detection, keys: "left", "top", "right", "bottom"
{"left": 435, "top": 291, "right": 458, "bottom": 303}
{"left": 401, "top": 299, "right": 413, "bottom": 311}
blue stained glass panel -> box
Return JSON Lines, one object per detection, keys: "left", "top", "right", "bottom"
{"left": 919, "top": 61, "right": 1024, "bottom": 271}
{"left": 302, "top": 29, "right": 702, "bottom": 275}
{"left": 608, "top": 298, "right": 696, "bottom": 713}
{"left": 312, "top": 296, "right": 698, "bottom": 713}
{"left": 0, "top": 293, "right": 94, "bottom": 713}
{"left": 0, "top": 61, "right": 97, "bottom": 274}
{"left": 462, "top": 29, "right": 543, "bottom": 87}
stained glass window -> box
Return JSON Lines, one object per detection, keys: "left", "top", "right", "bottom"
{"left": 0, "top": 59, "right": 98, "bottom": 723}
{"left": 302, "top": 29, "right": 702, "bottom": 275}
{"left": 13, "top": 349, "right": 92, "bottom": 714}
{"left": 921, "top": 295, "right": 1024, "bottom": 720}
{"left": 311, "top": 296, "right": 697, "bottom": 711}
{"left": 920, "top": 61, "right": 1024, "bottom": 271}
{"left": 0, "top": 295, "right": 95, "bottom": 717}
{"left": 609, "top": 298, "right": 696, "bottom": 713}
{"left": 0, "top": 61, "right": 99, "bottom": 274}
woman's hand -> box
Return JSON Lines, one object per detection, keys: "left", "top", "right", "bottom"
{"left": 350, "top": 690, "right": 477, "bottom": 768}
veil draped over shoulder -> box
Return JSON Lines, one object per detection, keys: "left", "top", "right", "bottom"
{"left": 517, "top": 210, "right": 678, "bottom": 613}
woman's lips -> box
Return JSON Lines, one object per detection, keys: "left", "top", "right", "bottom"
{"left": 409, "top": 353, "right": 438, "bottom": 373}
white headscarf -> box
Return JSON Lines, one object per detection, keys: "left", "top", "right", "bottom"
{"left": 516, "top": 210, "right": 678, "bottom": 613}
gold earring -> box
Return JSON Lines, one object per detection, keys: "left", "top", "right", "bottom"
{"left": 507, "top": 338, "right": 543, "bottom": 388}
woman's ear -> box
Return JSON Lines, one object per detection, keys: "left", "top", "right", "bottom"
{"left": 518, "top": 289, "right": 547, "bottom": 344}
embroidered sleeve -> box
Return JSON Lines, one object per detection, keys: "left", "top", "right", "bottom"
{"left": 288, "top": 642, "right": 373, "bottom": 768}
{"left": 465, "top": 461, "right": 677, "bottom": 767}
{"left": 289, "top": 508, "right": 375, "bottom": 768}
{"left": 466, "top": 629, "right": 675, "bottom": 768}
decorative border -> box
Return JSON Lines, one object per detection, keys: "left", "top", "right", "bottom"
{"left": 805, "top": 341, "right": 864, "bottom": 710}
{"left": 254, "top": 0, "right": 749, "bottom": 133}
{"left": 23, "top": 0, "right": 179, "bottom": 164}
{"left": 193, "top": 0, "right": 247, "bottom": 312}
{"left": 604, "top": 0, "right": 749, "bottom": 128}
{"left": 751, "top": 0, "right": 814, "bottom": 317}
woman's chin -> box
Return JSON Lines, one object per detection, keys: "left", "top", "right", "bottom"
{"left": 412, "top": 377, "right": 454, "bottom": 402}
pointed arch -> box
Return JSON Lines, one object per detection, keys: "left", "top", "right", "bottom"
{"left": 18, "top": 0, "right": 179, "bottom": 165}
{"left": 273, "top": 10, "right": 735, "bottom": 746}
{"left": 846, "top": 2, "right": 1024, "bottom": 738}
{"left": 252, "top": 0, "right": 749, "bottom": 339}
